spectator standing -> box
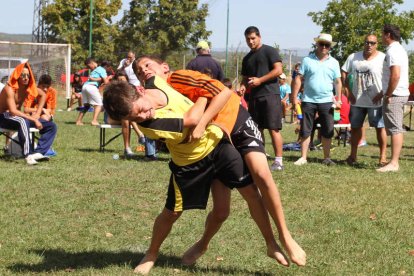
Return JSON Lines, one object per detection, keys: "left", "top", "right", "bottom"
{"left": 76, "top": 57, "right": 108, "bottom": 126}
{"left": 291, "top": 33, "right": 342, "bottom": 166}
{"left": 240, "top": 26, "right": 285, "bottom": 171}
{"left": 341, "top": 34, "right": 387, "bottom": 166}
{"left": 117, "top": 51, "right": 156, "bottom": 159}
{"left": 186, "top": 40, "right": 224, "bottom": 81}
{"left": 117, "top": 50, "right": 140, "bottom": 86}
{"left": 279, "top": 73, "right": 291, "bottom": 120}
{"left": 376, "top": 24, "right": 410, "bottom": 173}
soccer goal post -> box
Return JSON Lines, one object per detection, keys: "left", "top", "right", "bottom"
{"left": 0, "top": 41, "right": 71, "bottom": 101}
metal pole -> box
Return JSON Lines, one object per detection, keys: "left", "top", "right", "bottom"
{"left": 225, "top": 0, "right": 229, "bottom": 77}
{"left": 89, "top": 0, "right": 93, "bottom": 57}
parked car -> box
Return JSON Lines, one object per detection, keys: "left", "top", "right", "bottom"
{"left": 0, "top": 57, "right": 28, "bottom": 84}
{"left": 60, "top": 68, "right": 89, "bottom": 84}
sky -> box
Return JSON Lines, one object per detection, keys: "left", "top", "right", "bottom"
{"left": 0, "top": 0, "right": 413, "bottom": 52}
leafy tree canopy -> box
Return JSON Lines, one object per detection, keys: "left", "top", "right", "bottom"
{"left": 308, "top": 0, "right": 414, "bottom": 64}
{"left": 42, "top": 0, "right": 121, "bottom": 69}
{"left": 116, "top": 0, "right": 211, "bottom": 60}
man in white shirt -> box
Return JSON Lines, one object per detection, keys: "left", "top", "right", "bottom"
{"left": 117, "top": 51, "right": 140, "bottom": 86}
{"left": 341, "top": 34, "right": 387, "bottom": 166}
{"left": 377, "top": 24, "right": 410, "bottom": 172}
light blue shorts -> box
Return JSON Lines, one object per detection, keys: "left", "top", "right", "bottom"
{"left": 350, "top": 106, "right": 384, "bottom": 128}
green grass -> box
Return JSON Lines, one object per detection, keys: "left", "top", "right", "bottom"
{"left": 0, "top": 104, "right": 413, "bottom": 275}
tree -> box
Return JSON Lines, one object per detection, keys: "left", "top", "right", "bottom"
{"left": 409, "top": 52, "right": 414, "bottom": 83}
{"left": 308, "top": 0, "right": 414, "bottom": 64}
{"left": 42, "top": 0, "right": 122, "bottom": 69}
{"left": 116, "top": 0, "right": 211, "bottom": 61}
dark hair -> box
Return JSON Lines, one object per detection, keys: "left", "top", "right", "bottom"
{"left": 103, "top": 80, "right": 139, "bottom": 121}
{"left": 72, "top": 72, "right": 83, "bottom": 86}
{"left": 100, "top": 60, "right": 111, "bottom": 68}
{"left": 222, "top": 78, "right": 232, "bottom": 89}
{"left": 84, "top": 57, "right": 96, "bottom": 66}
{"left": 244, "top": 26, "right": 260, "bottom": 37}
{"left": 38, "top": 74, "right": 52, "bottom": 86}
{"left": 383, "top": 24, "right": 401, "bottom": 41}
{"left": 132, "top": 55, "right": 164, "bottom": 80}
{"left": 114, "top": 69, "right": 129, "bottom": 82}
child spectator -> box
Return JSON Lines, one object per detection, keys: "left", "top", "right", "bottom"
{"left": 25, "top": 74, "right": 57, "bottom": 121}
{"left": 223, "top": 77, "right": 248, "bottom": 109}
{"left": 279, "top": 73, "right": 291, "bottom": 121}
{"left": 68, "top": 72, "right": 83, "bottom": 111}
{"left": 76, "top": 57, "right": 108, "bottom": 126}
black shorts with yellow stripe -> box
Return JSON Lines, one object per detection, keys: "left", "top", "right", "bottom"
{"left": 166, "top": 139, "right": 252, "bottom": 212}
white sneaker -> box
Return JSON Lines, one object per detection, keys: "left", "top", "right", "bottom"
{"left": 124, "top": 148, "right": 136, "bottom": 159}
{"left": 30, "top": 153, "right": 50, "bottom": 161}
{"left": 271, "top": 161, "right": 284, "bottom": 171}
{"left": 25, "top": 155, "right": 38, "bottom": 165}
{"left": 294, "top": 157, "right": 307, "bottom": 166}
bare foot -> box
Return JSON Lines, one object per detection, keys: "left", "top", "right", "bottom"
{"left": 134, "top": 253, "right": 157, "bottom": 275}
{"left": 267, "top": 242, "right": 289, "bottom": 267}
{"left": 378, "top": 160, "right": 388, "bottom": 167}
{"left": 91, "top": 121, "right": 100, "bottom": 126}
{"left": 75, "top": 121, "right": 84, "bottom": 126}
{"left": 182, "top": 240, "right": 207, "bottom": 265}
{"left": 281, "top": 237, "right": 306, "bottom": 266}
{"left": 376, "top": 163, "right": 399, "bottom": 172}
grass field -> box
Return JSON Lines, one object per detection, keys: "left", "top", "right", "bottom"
{"left": 0, "top": 103, "right": 413, "bottom": 275}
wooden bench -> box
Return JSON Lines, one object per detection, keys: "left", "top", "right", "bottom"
{"left": 316, "top": 123, "right": 351, "bottom": 147}
{"left": 97, "top": 124, "right": 124, "bottom": 152}
{"left": 0, "top": 127, "right": 40, "bottom": 152}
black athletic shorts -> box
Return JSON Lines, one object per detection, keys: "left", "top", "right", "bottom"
{"left": 300, "top": 102, "right": 334, "bottom": 139}
{"left": 231, "top": 107, "right": 266, "bottom": 156}
{"left": 166, "top": 139, "right": 252, "bottom": 212}
{"left": 248, "top": 94, "right": 283, "bottom": 130}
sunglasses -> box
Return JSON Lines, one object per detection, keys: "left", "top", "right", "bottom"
{"left": 20, "top": 73, "right": 30, "bottom": 79}
{"left": 318, "top": 42, "right": 331, "bottom": 48}
{"left": 365, "top": 41, "right": 377, "bottom": 46}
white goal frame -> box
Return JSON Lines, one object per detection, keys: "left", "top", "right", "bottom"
{"left": 0, "top": 41, "right": 71, "bottom": 100}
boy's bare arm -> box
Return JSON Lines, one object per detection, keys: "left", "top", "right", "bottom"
{"left": 291, "top": 74, "right": 302, "bottom": 106}
{"left": 183, "top": 97, "right": 208, "bottom": 128}
{"left": 26, "top": 88, "right": 46, "bottom": 119}
{"left": 191, "top": 87, "right": 233, "bottom": 139}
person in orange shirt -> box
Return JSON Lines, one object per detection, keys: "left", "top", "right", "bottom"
{"left": 133, "top": 55, "right": 306, "bottom": 267}
{"left": 24, "top": 74, "right": 57, "bottom": 121}
{"left": 23, "top": 74, "right": 58, "bottom": 156}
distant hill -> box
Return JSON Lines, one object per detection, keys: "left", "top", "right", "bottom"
{"left": 0, "top": 33, "right": 32, "bottom": 42}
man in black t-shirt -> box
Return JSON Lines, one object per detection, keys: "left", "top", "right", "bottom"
{"left": 240, "top": 26, "right": 284, "bottom": 171}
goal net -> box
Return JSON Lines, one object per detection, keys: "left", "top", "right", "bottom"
{"left": 0, "top": 41, "right": 71, "bottom": 101}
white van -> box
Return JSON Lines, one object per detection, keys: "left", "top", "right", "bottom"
{"left": 0, "top": 57, "right": 28, "bottom": 84}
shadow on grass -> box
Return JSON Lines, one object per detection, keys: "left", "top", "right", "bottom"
{"left": 76, "top": 148, "right": 115, "bottom": 153}
{"left": 0, "top": 154, "right": 19, "bottom": 160}
{"left": 8, "top": 248, "right": 272, "bottom": 275}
